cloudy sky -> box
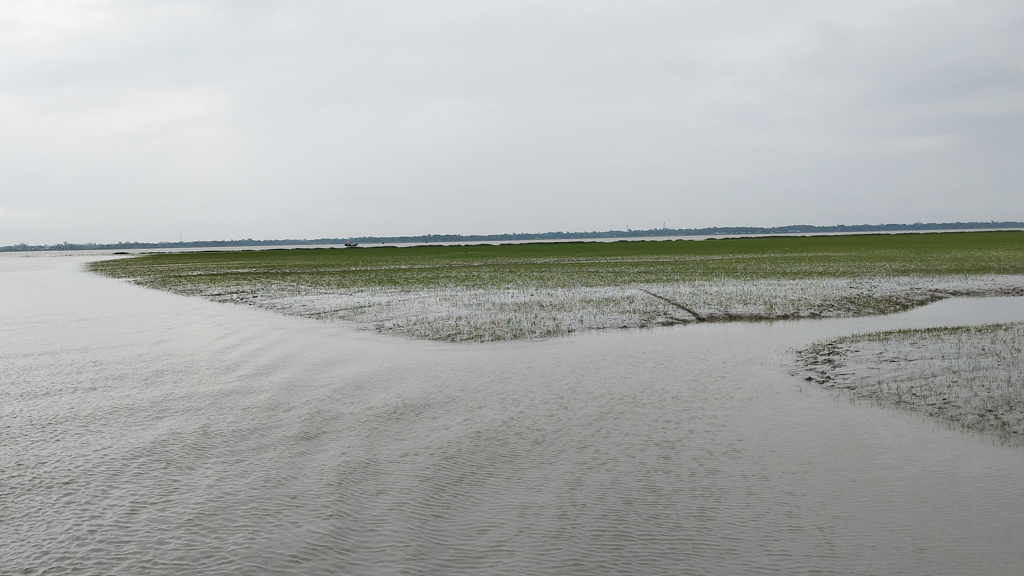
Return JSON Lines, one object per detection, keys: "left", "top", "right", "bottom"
{"left": 1, "top": 1, "right": 1022, "bottom": 244}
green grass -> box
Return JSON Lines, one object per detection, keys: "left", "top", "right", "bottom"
{"left": 87, "top": 231, "right": 1024, "bottom": 341}
{"left": 89, "top": 231, "right": 1024, "bottom": 292}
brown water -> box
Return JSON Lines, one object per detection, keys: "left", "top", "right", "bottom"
{"left": 3, "top": 253, "right": 1024, "bottom": 575}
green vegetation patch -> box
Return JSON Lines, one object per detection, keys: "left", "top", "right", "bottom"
{"left": 90, "top": 231, "right": 1024, "bottom": 291}
{"left": 88, "top": 232, "right": 1024, "bottom": 341}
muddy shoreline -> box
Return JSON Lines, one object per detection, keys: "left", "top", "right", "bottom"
{"left": 198, "top": 276, "right": 1024, "bottom": 341}
{"left": 794, "top": 322, "right": 1024, "bottom": 444}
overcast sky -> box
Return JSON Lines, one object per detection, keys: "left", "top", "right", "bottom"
{"left": 1, "top": 1, "right": 1022, "bottom": 244}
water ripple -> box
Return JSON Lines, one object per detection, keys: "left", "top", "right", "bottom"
{"left": 2, "top": 257, "right": 1024, "bottom": 574}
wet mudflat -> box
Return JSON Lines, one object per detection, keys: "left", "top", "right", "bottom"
{"left": 796, "top": 322, "right": 1024, "bottom": 442}
{"left": 3, "top": 254, "right": 1024, "bottom": 575}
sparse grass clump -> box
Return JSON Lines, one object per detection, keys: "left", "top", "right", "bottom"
{"left": 88, "top": 232, "right": 1024, "bottom": 341}
{"left": 796, "top": 323, "right": 1024, "bottom": 444}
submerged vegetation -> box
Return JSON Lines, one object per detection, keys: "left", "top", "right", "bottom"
{"left": 89, "top": 232, "right": 1024, "bottom": 341}
{"left": 796, "top": 323, "right": 1024, "bottom": 444}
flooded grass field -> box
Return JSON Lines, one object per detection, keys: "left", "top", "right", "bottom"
{"left": 5, "top": 244, "right": 1024, "bottom": 574}
{"left": 88, "top": 232, "right": 1024, "bottom": 341}
{"left": 796, "top": 322, "right": 1024, "bottom": 443}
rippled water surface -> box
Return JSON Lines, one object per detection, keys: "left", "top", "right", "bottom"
{"left": 3, "top": 254, "right": 1024, "bottom": 575}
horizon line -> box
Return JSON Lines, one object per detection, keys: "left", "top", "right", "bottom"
{"left": 4, "top": 220, "right": 1024, "bottom": 252}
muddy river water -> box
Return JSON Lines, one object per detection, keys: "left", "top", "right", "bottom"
{"left": 3, "top": 253, "right": 1024, "bottom": 575}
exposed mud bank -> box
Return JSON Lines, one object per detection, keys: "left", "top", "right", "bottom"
{"left": 198, "top": 275, "right": 1024, "bottom": 341}
{"left": 795, "top": 322, "right": 1024, "bottom": 444}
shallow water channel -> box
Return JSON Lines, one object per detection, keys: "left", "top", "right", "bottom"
{"left": 3, "top": 254, "right": 1024, "bottom": 575}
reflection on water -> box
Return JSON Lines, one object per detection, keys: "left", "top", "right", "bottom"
{"left": 2, "top": 254, "right": 1024, "bottom": 575}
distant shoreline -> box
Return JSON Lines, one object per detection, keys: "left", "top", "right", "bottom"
{"left": 4, "top": 221, "right": 1024, "bottom": 252}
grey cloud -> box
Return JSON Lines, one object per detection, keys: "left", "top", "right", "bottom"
{"left": 1, "top": 0, "right": 1021, "bottom": 244}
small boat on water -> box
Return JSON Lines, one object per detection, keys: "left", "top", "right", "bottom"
{"left": 344, "top": 240, "right": 359, "bottom": 247}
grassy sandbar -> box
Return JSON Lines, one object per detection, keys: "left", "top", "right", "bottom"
{"left": 88, "top": 232, "right": 1024, "bottom": 341}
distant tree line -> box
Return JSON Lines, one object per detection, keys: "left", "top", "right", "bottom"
{"left": 4, "top": 221, "right": 1023, "bottom": 252}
